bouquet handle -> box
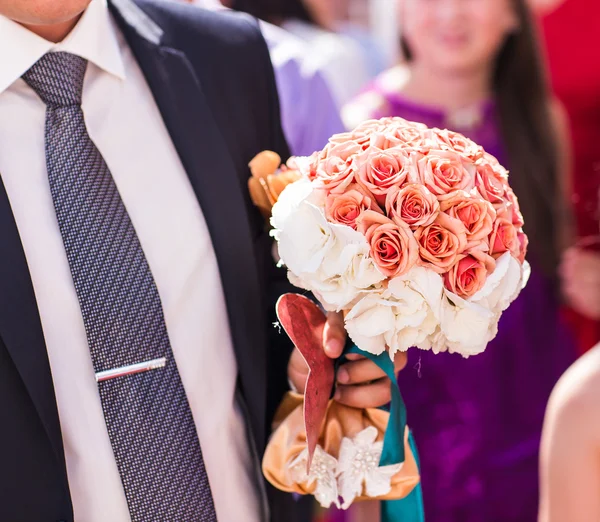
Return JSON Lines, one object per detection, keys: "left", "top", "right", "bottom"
{"left": 345, "top": 345, "right": 425, "bottom": 522}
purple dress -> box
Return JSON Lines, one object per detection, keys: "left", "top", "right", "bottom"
{"left": 363, "top": 91, "right": 576, "bottom": 521}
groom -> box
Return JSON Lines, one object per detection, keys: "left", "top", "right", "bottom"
{"left": 0, "top": 0, "right": 405, "bottom": 520}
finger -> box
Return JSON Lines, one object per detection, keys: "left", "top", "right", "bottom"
{"left": 338, "top": 351, "right": 408, "bottom": 383}
{"left": 337, "top": 359, "right": 386, "bottom": 385}
{"left": 287, "top": 348, "right": 309, "bottom": 393}
{"left": 345, "top": 353, "right": 364, "bottom": 361}
{"left": 334, "top": 379, "right": 392, "bottom": 409}
{"left": 394, "top": 352, "right": 408, "bottom": 372}
{"left": 323, "top": 311, "right": 345, "bottom": 358}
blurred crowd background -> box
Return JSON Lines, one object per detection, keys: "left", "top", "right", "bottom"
{"left": 184, "top": 0, "right": 598, "bottom": 520}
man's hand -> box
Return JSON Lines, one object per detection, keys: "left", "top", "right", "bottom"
{"left": 287, "top": 311, "right": 408, "bottom": 408}
{"left": 561, "top": 247, "right": 600, "bottom": 320}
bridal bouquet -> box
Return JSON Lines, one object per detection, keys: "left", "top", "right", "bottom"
{"left": 252, "top": 117, "right": 529, "bottom": 518}
{"left": 271, "top": 117, "right": 529, "bottom": 359}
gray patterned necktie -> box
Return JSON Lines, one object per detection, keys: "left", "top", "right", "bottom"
{"left": 23, "top": 52, "right": 218, "bottom": 522}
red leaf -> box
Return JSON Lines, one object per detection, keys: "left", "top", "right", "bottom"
{"left": 276, "top": 294, "right": 335, "bottom": 471}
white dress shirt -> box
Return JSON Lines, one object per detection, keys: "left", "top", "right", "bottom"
{"left": 0, "top": 1, "right": 261, "bottom": 521}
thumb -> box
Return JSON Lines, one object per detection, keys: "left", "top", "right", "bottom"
{"left": 323, "top": 311, "right": 345, "bottom": 359}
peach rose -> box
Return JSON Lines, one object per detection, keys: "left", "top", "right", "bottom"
{"left": 382, "top": 123, "right": 431, "bottom": 148}
{"left": 286, "top": 153, "right": 319, "bottom": 180}
{"left": 353, "top": 118, "right": 388, "bottom": 135}
{"left": 444, "top": 249, "right": 496, "bottom": 298}
{"left": 489, "top": 217, "right": 520, "bottom": 259}
{"left": 325, "top": 184, "right": 382, "bottom": 229}
{"left": 481, "top": 151, "right": 503, "bottom": 170}
{"left": 386, "top": 183, "right": 440, "bottom": 229}
{"left": 325, "top": 140, "right": 362, "bottom": 162}
{"left": 414, "top": 212, "right": 468, "bottom": 273}
{"left": 369, "top": 132, "right": 404, "bottom": 151}
{"left": 357, "top": 210, "right": 419, "bottom": 277}
{"left": 315, "top": 155, "right": 357, "bottom": 194}
{"left": 434, "top": 129, "right": 484, "bottom": 161}
{"left": 418, "top": 150, "right": 475, "bottom": 197}
{"left": 329, "top": 130, "right": 371, "bottom": 151}
{"left": 475, "top": 162, "right": 509, "bottom": 207}
{"left": 440, "top": 191, "right": 496, "bottom": 248}
{"left": 356, "top": 148, "right": 416, "bottom": 205}
{"left": 505, "top": 188, "right": 525, "bottom": 227}
{"left": 517, "top": 231, "right": 528, "bottom": 264}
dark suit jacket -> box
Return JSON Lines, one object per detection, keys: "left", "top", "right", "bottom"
{"left": 0, "top": 1, "right": 300, "bottom": 520}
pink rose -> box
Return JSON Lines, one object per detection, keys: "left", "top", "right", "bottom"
{"left": 385, "top": 123, "right": 432, "bottom": 149}
{"left": 329, "top": 130, "right": 371, "bottom": 151}
{"left": 489, "top": 217, "right": 520, "bottom": 259}
{"left": 440, "top": 191, "right": 496, "bottom": 248}
{"left": 315, "top": 155, "right": 357, "bottom": 194}
{"left": 325, "top": 184, "right": 382, "bottom": 229}
{"left": 394, "top": 117, "right": 428, "bottom": 131}
{"left": 505, "top": 188, "right": 525, "bottom": 227}
{"left": 368, "top": 132, "right": 404, "bottom": 151}
{"left": 418, "top": 150, "right": 475, "bottom": 197}
{"left": 353, "top": 119, "right": 388, "bottom": 135}
{"left": 444, "top": 249, "right": 496, "bottom": 298}
{"left": 481, "top": 151, "right": 502, "bottom": 169}
{"left": 414, "top": 212, "right": 468, "bottom": 273}
{"left": 386, "top": 183, "right": 440, "bottom": 229}
{"left": 517, "top": 231, "right": 528, "bottom": 264}
{"left": 287, "top": 153, "right": 319, "bottom": 180}
{"left": 325, "top": 140, "right": 362, "bottom": 162}
{"left": 357, "top": 210, "right": 419, "bottom": 277}
{"left": 475, "top": 162, "right": 508, "bottom": 207}
{"left": 434, "top": 129, "right": 484, "bottom": 161}
{"left": 356, "top": 148, "right": 416, "bottom": 205}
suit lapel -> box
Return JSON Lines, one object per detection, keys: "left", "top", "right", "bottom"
{"left": 110, "top": 0, "right": 269, "bottom": 445}
{"left": 0, "top": 177, "right": 65, "bottom": 465}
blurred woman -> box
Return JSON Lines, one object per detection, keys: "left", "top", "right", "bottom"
{"left": 344, "top": 0, "right": 576, "bottom": 520}
{"left": 228, "top": 0, "right": 370, "bottom": 107}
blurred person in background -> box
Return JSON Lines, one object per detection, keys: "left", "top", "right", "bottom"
{"left": 182, "top": 0, "right": 344, "bottom": 156}
{"left": 311, "top": 0, "right": 390, "bottom": 79}
{"left": 226, "top": 0, "right": 371, "bottom": 108}
{"left": 538, "top": 0, "right": 600, "bottom": 353}
{"left": 344, "top": 0, "right": 576, "bottom": 520}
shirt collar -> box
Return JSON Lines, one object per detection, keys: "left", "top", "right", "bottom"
{"left": 0, "top": 0, "right": 126, "bottom": 95}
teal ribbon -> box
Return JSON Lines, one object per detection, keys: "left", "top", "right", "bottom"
{"left": 344, "top": 345, "right": 425, "bottom": 522}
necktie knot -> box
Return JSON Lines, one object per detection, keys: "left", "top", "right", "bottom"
{"left": 22, "top": 52, "right": 87, "bottom": 107}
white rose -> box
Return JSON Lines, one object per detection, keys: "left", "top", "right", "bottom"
{"left": 439, "top": 290, "right": 497, "bottom": 357}
{"left": 276, "top": 200, "right": 338, "bottom": 275}
{"left": 521, "top": 260, "right": 531, "bottom": 290}
{"left": 394, "top": 265, "right": 444, "bottom": 319}
{"left": 470, "top": 252, "right": 525, "bottom": 313}
{"left": 314, "top": 241, "right": 386, "bottom": 311}
{"left": 384, "top": 269, "right": 442, "bottom": 357}
{"left": 279, "top": 200, "right": 386, "bottom": 311}
{"left": 344, "top": 292, "right": 396, "bottom": 355}
{"left": 345, "top": 267, "right": 442, "bottom": 358}
{"left": 270, "top": 178, "right": 325, "bottom": 239}
{"left": 423, "top": 329, "right": 449, "bottom": 354}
